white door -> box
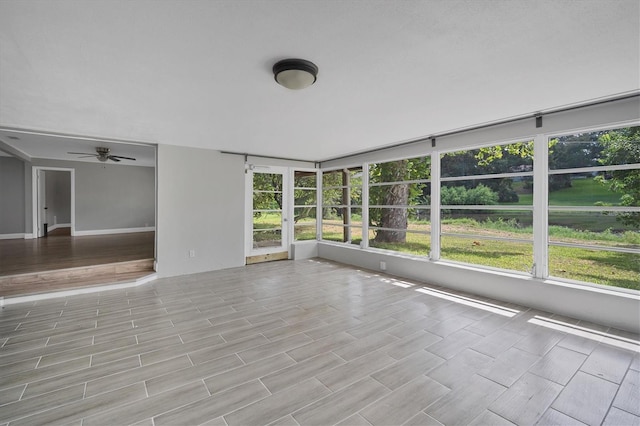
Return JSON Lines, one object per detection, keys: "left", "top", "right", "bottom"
{"left": 247, "top": 167, "right": 290, "bottom": 261}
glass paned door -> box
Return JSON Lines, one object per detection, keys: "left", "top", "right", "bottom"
{"left": 250, "top": 169, "right": 288, "bottom": 254}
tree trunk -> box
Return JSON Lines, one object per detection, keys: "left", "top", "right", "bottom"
{"left": 374, "top": 160, "right": 409, "bottom": 243}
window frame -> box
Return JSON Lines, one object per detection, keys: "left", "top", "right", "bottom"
{"left": 318, "top": 119, "right": 640, "bottom": 293}
{"left": 544, "top": 126, "right": 640, "bottom": 286}
{"left": 290, "top": 168, "right": 320, "bottom": 242}
{"left": 437, "top": 139, "right": 537, "bottom": 274}
{"left": 320, "top": 166, "right": 365, "bottom": 245}
{"left": 367, "top": 156, "right": 432, "bottom": 256}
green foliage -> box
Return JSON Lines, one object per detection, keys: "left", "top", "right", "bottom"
{"left": 441, "top": 142, "right": 532, "bottom": 203}
{"left": 252, "top": 172, "right": 283, "bottom": 218}
{"left": 475, "top": 141, "right": 534, "bottom": 166}
{"left": 548, "top": 136, "right": 595, "bottom": 191}
{"left": 549, "top": 133, "right": 604, "bottom": 168}
{"left": 594, "top": 126, "right": 640, "bottom": 227}
{"left": 441, "top": 184, "right": 498, "bottom": 206}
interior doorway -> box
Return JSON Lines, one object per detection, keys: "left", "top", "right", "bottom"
{"left": 32, "top": 166, "right": 75, "bottom": 238}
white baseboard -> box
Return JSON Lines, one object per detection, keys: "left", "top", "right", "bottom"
{"left": 0, "top": 233, "right": 25, "bottom": 240}
{"left": 74, "top": 226, "right": 155, "bottom": 236}
{"left": 24, "top": 233, "right": 34, "bottom": 239}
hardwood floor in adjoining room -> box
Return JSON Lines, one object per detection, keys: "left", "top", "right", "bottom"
{"left": 0, "top": 259, "right": 638, "bottom": 425}
{"left": 0, "top": 231, "right": 155, "bottom": 276}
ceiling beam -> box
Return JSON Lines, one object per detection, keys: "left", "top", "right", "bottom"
{"left": 0, "top": 139, "right": 31, "bottom": 162}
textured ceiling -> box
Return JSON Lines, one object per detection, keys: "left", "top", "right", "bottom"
{"left": 0, "top": 0, "right": 638, "bottom": 162}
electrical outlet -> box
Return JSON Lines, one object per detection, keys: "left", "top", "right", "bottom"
{"left": 380, "top": 261, "right": 386, "bottom": 271}
{"left": 189, "top": 249, "right": 196, "bottom": 258}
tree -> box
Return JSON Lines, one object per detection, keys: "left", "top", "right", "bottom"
{"left": 595, "top": 127, "right": 640, "bottom": 227}
{"left": 372, "top": 160, "right": 410, "bottom": 243}
{"left": 452, "top": 141, "right": 534, "bottom": 202}
{"left": 548, "top": 135, "right": 603, "bottom": 191}
{"left": 252, "top": 172, "right": 282, "bottom": 217}
{"left": 369, "top": 157, "right": 430, "bottom": 243}
{"left": 293, "top": 171, "right": 317, "bottom": 223}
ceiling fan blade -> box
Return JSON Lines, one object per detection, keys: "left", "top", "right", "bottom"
{"left": 108, "top": 157, "right": 121, "bottom": 162}
{"left": 68, "top": 152, "right": 97, "bottom": 156}
{"left": 109, "top": 155, "right": 136, "bottom": 161}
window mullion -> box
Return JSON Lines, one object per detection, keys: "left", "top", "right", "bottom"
{"left": 361, "top": 163, "right": 369, "bottom": 248}
{"left": 430, "top": 152, "right": 441, "bottom": 260}
{"left": 533, "top": 133, "right": 549, "bottom": 278}
{"left": 316, "top": 169, "right": 322, "bottom": 240}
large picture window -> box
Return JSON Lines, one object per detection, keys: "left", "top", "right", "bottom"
{"left": 317, "top": 119, "right": 639, "bottom": 293}
{"left": 547, "top": 127, "right": 640, "bottom": 289}
{"left": 439, "top": 141, "right": 534, "bottom": 273}
{"left": 368, "top": 156, "right": 431, "bottom": 255}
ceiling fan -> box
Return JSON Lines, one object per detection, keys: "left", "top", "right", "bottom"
{"left": 68, "top": 147, "right": 136, "bottom": 163}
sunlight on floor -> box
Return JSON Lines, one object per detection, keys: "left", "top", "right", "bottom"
{"left": 415, "top": 287, "right": 520, "bottom": 317}
{"left": 529, "top": 316, "right": 640, "bottom": 353}
{"left": 380, "top": 278, "right": 415, "bottom": 288}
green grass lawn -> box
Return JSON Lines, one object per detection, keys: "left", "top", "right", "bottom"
{"left": 320, "top": 217, "right": 639, "bottom": 290}
{"left": 512, "top": 177, "right": 621, "bottom": 206}
{"left": 548, "top": 178, "right": 622, "bottom": 206}
{"left": 255, "top": 184, "right": 639, "bottom": 291}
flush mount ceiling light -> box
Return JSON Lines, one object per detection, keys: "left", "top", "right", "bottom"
{"left": 273, "top": 59, "right": 318, "bottom": 90}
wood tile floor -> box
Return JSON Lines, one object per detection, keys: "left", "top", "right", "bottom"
{"left": 0, "top": 259, "right": 638, "bottom": 426}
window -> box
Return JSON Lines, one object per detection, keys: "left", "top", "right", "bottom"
{"left": 317, "top": 115, "right": 639, "bottom": 293}
{"left": 368, "top": 156, "right": 431, "bottom": 255}
{"left": 547, "top": 126, "right": 640, "bottom": 289}
{"left": 440, "top": 141, "right": 534, "bottom": 273}
{"left": 293, "top": 171, "right": 317, "bottom": 241}
{"left": 252, "top": 172, "right": 283, "bottom": 249}
{"left": 321, "top": 167, "right": 363, "bottom": 245}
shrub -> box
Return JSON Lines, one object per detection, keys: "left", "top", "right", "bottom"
{"left": 441, "top": 184, "right": 498, "bottom": 205}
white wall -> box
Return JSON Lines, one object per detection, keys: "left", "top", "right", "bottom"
{"left": 156, "top": 145, "right": 245, "bottom": 277}
{"left": 0, "top": 156, "right": 25, "bottom": 235}
{"left": 32, "top": 158, "right": 155, "bottom": 232}
{"left": 318, "top": 243, "right": 640, "bottom": 333}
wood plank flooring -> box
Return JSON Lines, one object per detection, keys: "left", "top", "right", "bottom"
{"left": 0, "top": 259, "right": 638, "bottom": 425}
{"left": 0, "top": 231, "right": 155, "bottom": 297}
{"left": 0, "top": 231, "right": 155, "bottom": 276}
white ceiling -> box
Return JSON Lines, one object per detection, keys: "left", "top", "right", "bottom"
{"left": 0, "top": 128, "right": 156, "bottom": 167}
{"left": 0, "top": 0, "right": 638, "bottom": 163}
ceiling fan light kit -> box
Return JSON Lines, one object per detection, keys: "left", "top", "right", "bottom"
{"left": 273, "top": 58, "right": 318, "bottom": 90}
{"left": 68, "top": 147, "right": 136, "bottom": 163}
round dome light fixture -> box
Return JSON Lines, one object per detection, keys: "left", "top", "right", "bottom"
{"left": 273, "top": 58, "right": 318, "bottom": 90}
